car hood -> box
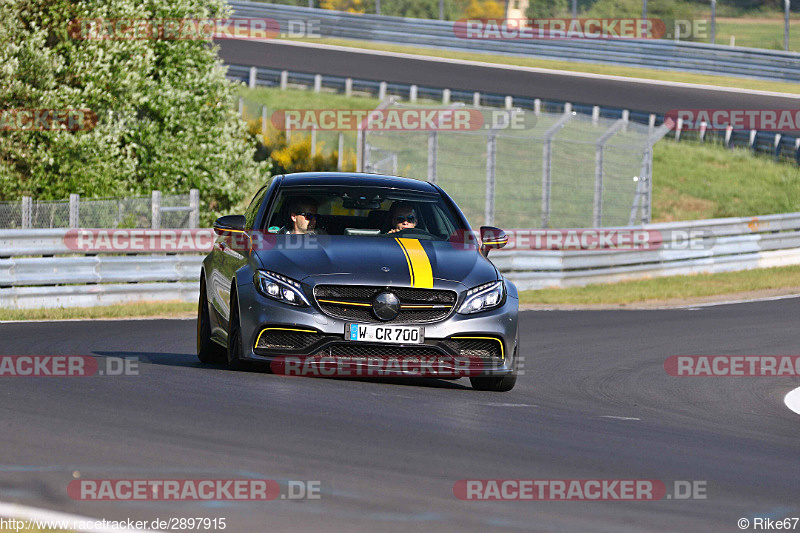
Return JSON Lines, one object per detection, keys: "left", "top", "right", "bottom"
{"left": 253, "top": 235, "right": 498, "bottom": 289}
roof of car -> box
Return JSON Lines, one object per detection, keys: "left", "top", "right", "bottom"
{"left": 278, "top": 172, "right": 438, "bottom": 193}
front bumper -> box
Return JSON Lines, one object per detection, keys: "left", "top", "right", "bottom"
{"left": 237, "top": 281, "right": 519, "bottom": 378}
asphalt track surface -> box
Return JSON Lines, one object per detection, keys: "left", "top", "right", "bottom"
{"left": 217, "top": 40, "right": 800, "bottom": 114}
{"left": 1, "top": 298, "right": 799, "bottom": 532}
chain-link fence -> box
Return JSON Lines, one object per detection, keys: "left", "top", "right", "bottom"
{"left": 364, "top": 102, "right": 670, "bottom": 228}
{"left": 0, "top": 191, "right": 199, "bottom": 229}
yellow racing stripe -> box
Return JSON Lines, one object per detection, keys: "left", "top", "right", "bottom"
{"left": 396, "top": 238, "right": 434, "bottom": 289}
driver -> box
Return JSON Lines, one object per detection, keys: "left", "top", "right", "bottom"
{"left": 388, "top": 202, "right": 417, "bottom": 234}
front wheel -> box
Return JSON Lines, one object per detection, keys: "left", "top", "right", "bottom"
{"left": 227, "top": 290, "right": 244, "bottom": 371}
{"left": 197, "top": 280, "right": 227, "bottom": 364}
{"left": 469, "top": 338, "right": 518, "bottom": 392}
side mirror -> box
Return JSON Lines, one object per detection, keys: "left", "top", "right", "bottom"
{"left": 213, "top": 215, "right": 246, "bottom": 235}
{"left": 480, "top": 226, "right": 508, "bottom": 257}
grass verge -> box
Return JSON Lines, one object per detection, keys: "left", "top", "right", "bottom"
{"left": 0, "top": 301, "right": 196, "bottom": 322}
{"left": 518, "top": 264, "right": 800, "bottom": 305}
{"left": 279, "top": 36, "right": 800, "bottom": 95}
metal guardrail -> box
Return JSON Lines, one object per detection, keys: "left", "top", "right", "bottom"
{"left": 230, "top": 2, "right": 800, "bottom": 83}
{"left": 3, "top": 213, "right": 800, "bottom": 308}
{"left": 226, "top": 65, "right": 800, "bottom": 165}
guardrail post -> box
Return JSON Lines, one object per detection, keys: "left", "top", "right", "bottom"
{"left": 774, "top": 133, "right": 782, "bottom": 160}
{"left": 409, "top": 85, "right": 417, "bottom": 103}
{"left": 69, "top": 194, "right": 80, "bottom": 228}
{"left": 314, "top": 74, "right": 322, "bottom": 93}
{"left": 427, "top": 131, "right": 438, "bottom": 184}
{"left": 648, "top": 113, "right": 656, "bottom": 136}
{"left": 795, "top": 138, "right": 800, "bottom": 165}
{"left": 261, "top": 105, "right": 268, "bottom": 137}
{"left": 151, "top": 191, "right": 161, "bottom": 230}
{"left": 280, "top": 70, "right": 288, "bottom": 90}
{"left": 699, "top": 121, "right": 707, "bottom": 142}
{"left": 675, "top": 117, "right": 683, "bottom": 142}
{"left": 248, "top": 66, "right": 257, "bottom": 89}
{"left": 441, "top": 89, "right": 450, "bottom": 105}
{"left": 356, "top": 130, "right": 363, "bottom": 172}
{"left": 592, "top": 106, "right": 599, "bottom": 125}
{"left": 21, "top": 196, "right": 31, "bottom": 229}
{"left": 725, "top": 125, "right": 733, "bottom": 148}
{"left": 534, "top": 99, "right": 541, "bottom": 116}
{"left": 345, "top": 78, "right": 353, "bottom": 97}
{"left": 505, "top": 96, "right": 513, "bottom": 109}
{"left": 485, "top": 130, "right": 496, "bottom": 226}
{"left": 541, "top": 110, "right": 573, "bottom": 228}
{"left": 337, "top": 133, "right": 344, "bottom": 171}
{"left": 379, "top": 81, "right": 387, "bottom": 101}
{"left": 189, "top": 189, "right": 200, "bottom": 229}
{"left": 749, "top": 129, "right": 757, "bottom": 151}
{"left": 473, "top": 92, "right": 480, "bottom": 107}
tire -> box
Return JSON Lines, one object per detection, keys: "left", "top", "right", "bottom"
{"left": 227, "top": 289, "right": 244, "bottom": 371}
{"left": 469, "top": 337, "right": 518, "bottom": 392}
{"left": 197, "top": 279, "right": 227, "bottom": 364}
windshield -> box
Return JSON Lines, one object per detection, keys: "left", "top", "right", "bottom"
{"left": 264, "top": 185, "right": 467, "bottom": 240}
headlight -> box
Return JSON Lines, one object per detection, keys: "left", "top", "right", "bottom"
{"left": 458, "top": 281, "right": 505, "bottom": 314}
{"left": 254, "top": 270, "right": 310, "bottom": 307}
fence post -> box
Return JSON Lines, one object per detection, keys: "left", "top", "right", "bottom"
{"left": 337, "top": 133, "right": 344, "bottom": 171}
{"left": 151, "top": 191, "right": 161, "bottom": 230}
{"left": 189, "top": 189, "right": 200, "bottom": 229}
{"left": 69, "top": 193, "right": 80, "bottom": 228}
{"left": 21, "top": 196, "right": 32, "bottom": 229}
{"left": 427, "top": 131, "right": 438, "bottom": 184}
{"left": 248, "top": 66, "right": 257, "bottom": 89}
{"left": 485, "top": 131, "right": 496, "bottom": 226}
{"left": 261, "top": 105, "right": 268, "bottom": 137}
{"left": 314, "top": 74, "right": 322, "bottom": 93}
{"left": 593, "top": 119, "right": 626, "bottom": 227}
{"left": 280, "top": 70, "right": 288, "bottom": 90}
{"left": 541, "top": 111, "right": 573, "bottom": 228}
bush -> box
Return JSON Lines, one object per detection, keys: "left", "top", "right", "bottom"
{"left": 0, "top": 0, "right": 270, "bottom": 225}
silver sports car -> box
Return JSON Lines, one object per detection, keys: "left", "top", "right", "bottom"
{"left": 197, "top": 172, "right": 519, "bottom": 391}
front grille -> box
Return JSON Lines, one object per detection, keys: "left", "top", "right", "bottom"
{"left": 255, "top": 329, "right": 319, "bottom": 351}
{"left": 441, "top": 337, "right": 504, "bottom": 359}
{"left": 314, "top": 343, "right": 445, "bottom": 358}
{"left": 314, "top": 284, "right": 457, "bottom": 324}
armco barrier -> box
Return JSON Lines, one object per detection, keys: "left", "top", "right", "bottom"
{"left": 2, "top": 213, "right": 800, "bottom": 308}
{"left": 229, "top": 1, "right": 800, "bottom": 83}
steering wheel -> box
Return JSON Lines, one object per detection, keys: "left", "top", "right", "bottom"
{"left": 388, "top": 227, "right": 435, "bottom": 238}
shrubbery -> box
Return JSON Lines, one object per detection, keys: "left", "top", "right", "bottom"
{"left": 1, "top": 0, "right": 269, "bottom": 224}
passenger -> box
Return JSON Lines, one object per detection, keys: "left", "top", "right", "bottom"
{"left": 286, "top": 197, "right": 318, "bottom": 234}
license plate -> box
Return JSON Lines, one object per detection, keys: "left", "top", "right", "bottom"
{"left": 347, "top": 324, "right": 424, "bottom": 344}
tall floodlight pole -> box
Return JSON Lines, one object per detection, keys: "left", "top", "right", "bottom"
{"left": 786, "top": 0, "right": 791, "bottom": 51}
{"left": 711, "top": 0, "right": 716, "bottom": 44}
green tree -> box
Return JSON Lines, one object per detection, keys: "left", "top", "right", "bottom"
{"left": 0, "top": 0, "right": 269, "bottom": 223}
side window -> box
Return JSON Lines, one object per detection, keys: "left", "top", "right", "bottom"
{"left": 244, "top": 186, "right": 268, "bottom": 230}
